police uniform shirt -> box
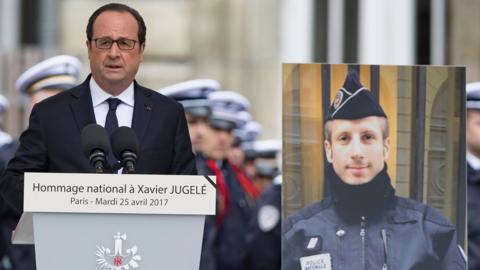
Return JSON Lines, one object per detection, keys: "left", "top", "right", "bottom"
{"left": 215, "top": 160, "right": 254, "bottom": 270}
{"left": 245, "top": 183, "right": 281, "bottom": 270}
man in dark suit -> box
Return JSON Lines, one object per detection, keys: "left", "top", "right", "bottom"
{"left": 0, "top": 54, "right": 81, "bottom": 270}
{"left": 0, "top": 3, "right": 196, "bottom": 214}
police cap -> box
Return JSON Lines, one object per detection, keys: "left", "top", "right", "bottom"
{"left": 327, "top": 71, "right": 386, "bottom": 121}
{"left": 208, "top": 91, "right": 250, "bottom": 131}
{"left": 0, "top": 94, "right": 9, "bottom": 114}
{"left": 16, "top": 55, "right": 81, "bottom": 96}
{"left": 159, "top": 79, "right": 219, "bottom": 117}
{"left": 467, "top": 81, "right": 480, "bottom": 110}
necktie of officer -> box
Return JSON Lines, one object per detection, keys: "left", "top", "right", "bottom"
{"left": 105, "top": 98, "right": 121, "bottom": 167}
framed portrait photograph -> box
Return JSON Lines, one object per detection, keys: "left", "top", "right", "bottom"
{"left": 282, "top": 63, "right": 466, "bottom": 270}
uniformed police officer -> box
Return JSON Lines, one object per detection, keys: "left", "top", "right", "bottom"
{"left": 466, "top": 82, "right": 480, "bottom": 270}
{"left": 234, "top": 121, "right": 262, "bottom": 180}
{"left": 250, "top": 139, "right": 281, "bottom": 192}
{"left": 245, "top": 174, "right": 281, "bottom": 270}
{"left": 228, "top": 111, "right": 253, "bottom": 169}
{"left": 0, "top": 94, "right": 14, "bottom": 270}
{"left": 282, "top": 71, "right": 466, "bottom": 270}
{"left": 159, "top": 79, "right": 219, "bottom": 270}
{"left": 0, "top": 95, "right": 12, "bottom": 151}
{"left": 159, "top": 79, "right": 219, "bottom": 155}
{"left": 0, "top": 55, "right": 81, "bottom": 270}
{"left": 205, "top": 91, "right": 259, "bottom": 270}
{"left": 0, "top": 98, "right": 12, "bottom": 169}
{"left": 16, "top": 55, "right": 82, "bottom": 114}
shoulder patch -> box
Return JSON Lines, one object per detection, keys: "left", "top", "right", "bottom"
{"left": 283, "top": 198, "right": 333, "bottom": 234}
{"left": 395, "top": 196, "right": 453, "bottom": 227}
{"left": 258, "top": 204, "right": 280, "bottom": 232}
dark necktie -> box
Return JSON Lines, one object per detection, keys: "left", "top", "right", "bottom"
{"left": 105, "top": 98, "right": 121, "bottom": 167}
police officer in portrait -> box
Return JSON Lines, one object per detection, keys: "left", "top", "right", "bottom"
{"left": 282, "top": 72, "right": 466, "bottom": 270}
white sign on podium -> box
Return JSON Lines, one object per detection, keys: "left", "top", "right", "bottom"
{"left": 13, "top": 172, "right": 216, "bottom": 270}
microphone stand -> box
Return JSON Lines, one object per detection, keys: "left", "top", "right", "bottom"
{"left": 121, "top": 151, "right": 137, "bottom": 174}
{"left": 90, "top": 150, "right": 107, "bottom": 173}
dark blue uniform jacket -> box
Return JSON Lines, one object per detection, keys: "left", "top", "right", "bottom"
{"left": 283, "top": 196, "right": 466, "bottom": 270}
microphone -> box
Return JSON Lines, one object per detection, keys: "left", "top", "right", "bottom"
{"left": 81, "top": 124, "right": 110, "bottom": 173}
{"left": 111, "top": 127, "right": 139, "bottom": 174}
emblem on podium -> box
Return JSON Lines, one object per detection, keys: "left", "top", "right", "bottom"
{"left": 96, "top": 232, "right": 142, "bottom": 269}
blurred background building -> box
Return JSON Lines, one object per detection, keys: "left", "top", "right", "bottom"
{"left": 0, "top": 0, "right": 479, "bottom": 139}
{"left": 0, "top": 0, "right": 283, "bottom": 139}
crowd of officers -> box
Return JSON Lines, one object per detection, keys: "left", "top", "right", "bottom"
{"left": 0, "top": 55, "right": 281, "bottom": 270}
{"left": 159, "top": 79, "right": 282, "bottom": 270}
{"left": 5, "top": 54, "right": 480, "bottom": 270}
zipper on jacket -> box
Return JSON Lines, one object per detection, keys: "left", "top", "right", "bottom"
{"left": 381, "top": 229, "right": 388, "bottom": 270}
{"left": 360, "top": 216, "right": 366, "bottom": 270}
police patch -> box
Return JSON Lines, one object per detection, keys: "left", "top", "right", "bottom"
{"left": 307, "top": 237, "right": 319, "bottom": 249}
{"left": 258, "top": 205, "right": 279, "bottom": 232}
{"left": 300, "top": 253, "right": 332, "bottom": 270}
{"left": 333, "top": 91, "right": 343, "bottom": 110}
{"left": 304, "top": 236, "right": 322, "bottom": 251}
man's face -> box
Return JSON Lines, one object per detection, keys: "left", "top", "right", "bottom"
{"left": 467, "top": 110, "right": 480, "bottom": 157}
{"left": 202, "top": 125, "right": 233, "bottom": 160}
{"left": 185, "top": 113, "right": 209, "bottom": 154}
{"left": 228, "top": 145, "right": 245, "bottom": 167}
{"left": 324, "top": 116, "right": 389, "bottom": 185}
{"left": 217, "top": 128, "right": 234, "bottom": 158}
{"left": 87, "top": 11, "right": 144, "bottom": 94}
{"left": 244, "top": 159, "right": 256, "bottom": 179}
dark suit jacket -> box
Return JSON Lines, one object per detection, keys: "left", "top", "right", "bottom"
{"left": 0, "top": 76, "right": 196, "bottom": 213}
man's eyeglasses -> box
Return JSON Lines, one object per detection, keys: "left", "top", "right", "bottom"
{"left": 92, "top": 37, "right": 138, "bottom": 50}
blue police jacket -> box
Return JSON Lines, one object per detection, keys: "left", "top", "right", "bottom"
{"left": 283, "top": 195, "right": 466, "bottom": 270}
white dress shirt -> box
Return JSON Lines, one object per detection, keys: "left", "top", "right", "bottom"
{"left": 467, "top": 151, "right": 480, "bottom": 170}
{"left": 89, "top": 77, "right": 134, "bottom": 128}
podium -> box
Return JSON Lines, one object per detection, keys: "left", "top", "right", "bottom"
{"left": 13, "top": 172, "right": 216, "bottom": 270}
